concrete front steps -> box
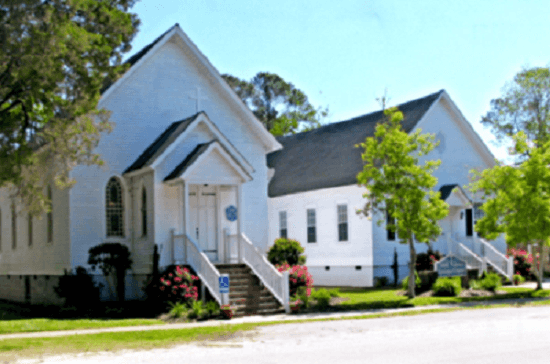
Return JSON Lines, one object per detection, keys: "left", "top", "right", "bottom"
{"left": 216, "top": 264, "right": 284, "bottom": 317}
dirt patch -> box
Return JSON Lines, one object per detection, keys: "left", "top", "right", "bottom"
{"left": 396, "top": 289, "right": 508, "bottom": 298}
{"left": 329, "top": 297, "right": 350, "bottom": 305}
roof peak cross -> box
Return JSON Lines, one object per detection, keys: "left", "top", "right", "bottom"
{"left": 188, "top": 86, "right": 208, "bottom": 112}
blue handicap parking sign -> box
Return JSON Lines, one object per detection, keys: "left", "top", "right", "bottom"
{"left": 219, "top": 275, "right": 230, "bottom": 294}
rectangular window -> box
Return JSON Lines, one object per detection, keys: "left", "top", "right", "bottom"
{"left": 279, "top": 211, "right": 287, "bottom": 239}
{"left": 465, "top": 208, "right": 473, "bottom": 237}
{"left": 28, "top": 213, "right": 32, "bottom": 247}
{"left": 386, "top": 212, "right": 396, "bottom": 241}
{"left": 337, "top": 204, "right": 348, "bottom": 241}
{"left": 307, "top": 209, "right": 316, "bottom": 243}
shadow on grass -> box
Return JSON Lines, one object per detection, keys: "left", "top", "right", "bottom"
{"left": 0, "top": 299, "right": 164, "bottom": 321}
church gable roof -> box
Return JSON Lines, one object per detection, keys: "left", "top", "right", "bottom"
{"left": 99, "top": 24, "right": 282, "bottom": 153}
{"left": 163, "top": 140, "right": 252, "bottom": 183}
{"left": 267, "top": 90, "right": 444, "bottom": 198}
{"left": 123, "top": 112, "right": 200, "bottom": 175}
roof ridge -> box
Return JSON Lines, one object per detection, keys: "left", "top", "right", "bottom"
{"left": 277, "top": 89, "right": 444, "bottom": 141}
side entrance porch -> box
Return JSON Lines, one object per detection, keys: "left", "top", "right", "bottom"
{"left": 162, "top": 141, "right": 289, "bottom": 314}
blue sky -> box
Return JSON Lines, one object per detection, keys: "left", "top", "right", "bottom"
{"left": 128, "top": 0, "right": 550, "bottom": 160}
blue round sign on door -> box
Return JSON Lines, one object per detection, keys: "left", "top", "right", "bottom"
{"left": 225, "top": 205, "right": 238, "bottom": 221}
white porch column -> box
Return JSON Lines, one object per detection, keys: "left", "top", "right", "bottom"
{"left": 183, "top": 182, "right": 190, "bottom": 263}
{"left": 237, "top": 183, "right": 243, "bottom": 263}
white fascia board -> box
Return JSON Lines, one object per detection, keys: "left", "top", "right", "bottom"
{"left": 149, "top": 113, "right": 253, "bottom": 175}
{"left": 180, "top": 142, "right": 252, "bottom": 183}
{"left": 439, "top": 91, "right": 497, "bottom": 167}
{"left": 171, "top": 27, "right": 282, "bottom": 153}
{"left": 123, "top": 166, "right": 154, "bottom": 178}
{"left": 98, "top": 28, "right": 177, "bottom": 109}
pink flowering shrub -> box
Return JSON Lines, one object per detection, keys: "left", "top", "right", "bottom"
{"left": 148, "top": 265, "right": 200, "bottom": 306}
{"left": 507, "top": 248, "right": 537, "bottom": 281}
{"left": 277, "top": 263, "right": 314, "bottom": 297}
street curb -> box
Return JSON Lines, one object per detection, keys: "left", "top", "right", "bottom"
{"left": 1, "top": 296, "right": 549, "bottom": 340}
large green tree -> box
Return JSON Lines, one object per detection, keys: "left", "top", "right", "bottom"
{"left": 481, "top": 67, "right": 550, "bottom": 151}
{"left": 356, "top": 107, "right": 449, "bottom": 298}
{"left": 469, "top": 132, "right": 550, "bottom": 290}
{"left": 0, "top": 0, "right": 139, "bottom": 215}
{"left": 222, "top": 72, "right": 328, "bottom": 136}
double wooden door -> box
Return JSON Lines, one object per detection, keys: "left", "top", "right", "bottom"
{"left": 189, "top": 185, "right": 218, "bottom": 261}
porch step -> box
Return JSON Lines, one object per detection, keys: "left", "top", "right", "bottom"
{"left": 215, "top": 264, "right": 284, "bottom": 317}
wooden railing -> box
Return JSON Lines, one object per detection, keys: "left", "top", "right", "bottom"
{"left": 170, "top": 230, "right": 222, "bottom": 305}
{"left": 225, "top": 232, "right": 289, "bottom": 313}
{"left": 478, "top": 238, "right": 513, "bottom": 280}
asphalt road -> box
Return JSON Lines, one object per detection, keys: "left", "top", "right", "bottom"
{"left": 26, "top": 306, "right": 550, "bottom": 364}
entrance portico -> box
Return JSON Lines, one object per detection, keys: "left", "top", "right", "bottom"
{"left": 164, "top": 140, "right": 252, "bottom": 264}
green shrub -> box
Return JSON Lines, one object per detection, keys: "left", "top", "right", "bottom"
{"left": 402, "top": 271, "right": 421, "bottom": 291}
{"left": 168, "top": 302, "right": 187, "bottom": 319}
{"left": 432, "top": 277, "right": 462, "bottom": 297}
{"left": 328, "top": 288, "right": 340, "bottom": 297}
{"left": 296, "top": 286, "right": 311, "bottom": 308}
{"left": 513, "top": 274, "right": 526, "bottom": 285}
{"left": 312, "top": 288, "right": 331, "bottom": 309}
{"left": 375, "top": 276, "right": 389, "bottom": 288}
{"left": 187, "top": 300, "right": 206, "bottom": 320}
{"left": 205, "top": 301, "right": 220, "bottom": 317}
{"left": 479, "top": 272, "right": 502, "bottom": 292}
{"left": 267, "top": 238, "right": 306, "bottom": 266}
{"left": 418, "top": 271, "right": 439, "bottom": 293}
{"left": 54, "top": 266, "right": 101, "bottom": 309}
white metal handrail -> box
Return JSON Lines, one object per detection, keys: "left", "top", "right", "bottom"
{"left": 238, "top": 233, "right": 290, "bottom": 313}
{"left": 172, "top": 232, "right": 222, "bottom": 305}
{"left": 456, "top": 242, "right": 484, "bottom": 276}
{"left": 479, "top": 238, "right": 513, "bottom": 279}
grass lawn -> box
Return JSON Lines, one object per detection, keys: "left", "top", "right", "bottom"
{"left": 335, "top": 286, "right": 550, "bottom": 310}
{"left": 3, "top": 299, "right": 550, "bottom": 360}
{"left": 0, "top": 318, "right": 165, "bottom": 335}
{"left": 0, "top": 323, "right": 258, "bottom": 361}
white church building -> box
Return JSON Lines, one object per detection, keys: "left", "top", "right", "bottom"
{"left": 0, "top": 24, "right": 511, "bottom": 305}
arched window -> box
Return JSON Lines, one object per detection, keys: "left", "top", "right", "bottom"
{"left": 11, "top": 202, "right": 16, "bottom": 249}
{"left": 141, "top": 187, "right": 147, "bottom": 237}
{"left": 106, "top": 177, "right": 124, "bottom": 237}
{"left": 47, "top": 185, "right": 53, "bottom": 243}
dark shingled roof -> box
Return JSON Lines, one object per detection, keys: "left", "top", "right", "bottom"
{"left": 101, "top": 24, "right": 179, "bottom": 94}
{"left": 439, "top": 184, "right": 459, "bottom": 201}
{"left": 267, "top": 90, "right": 444, "bottom": 197}
{"left": 438, "top": 184, "right": 472, "bottom": 202}
{"left": 123, "top": 112, "right": 201, "bottom": 174}
{"left": 163, "top": 141, "right": 214, "bottom": 181}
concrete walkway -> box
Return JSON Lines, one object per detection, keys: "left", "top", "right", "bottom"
{"left": 2, "top": 292, "right": 550, "bottom": 341}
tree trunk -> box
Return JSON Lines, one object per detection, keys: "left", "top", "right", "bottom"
{"left": 537, "top": 243, "right": 544, "bottom": 290}
{"left": 408, "top": 237, "right": 416, "bottom": 298}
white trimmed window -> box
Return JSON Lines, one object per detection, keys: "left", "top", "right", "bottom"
{"left": 386, "top": 211, "right": 396, "bottom": 241}
{"left": 279, "top": 211, "right": 287, "bottom": 239}
{"left": 106, "top": 177, "right": 125, "bottom": 237}
{"left": 337, "top": 204, "right": 348, "bottom": 242}
{"left": 307, "top": 209, "right": 316, "bottom": 243}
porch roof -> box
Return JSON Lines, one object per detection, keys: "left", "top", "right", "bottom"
{"left": 439, "top": 184, "right": 472, "bottom": 206}
{"left": 164, "top": 139, "right": 252, "bottom": 183}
